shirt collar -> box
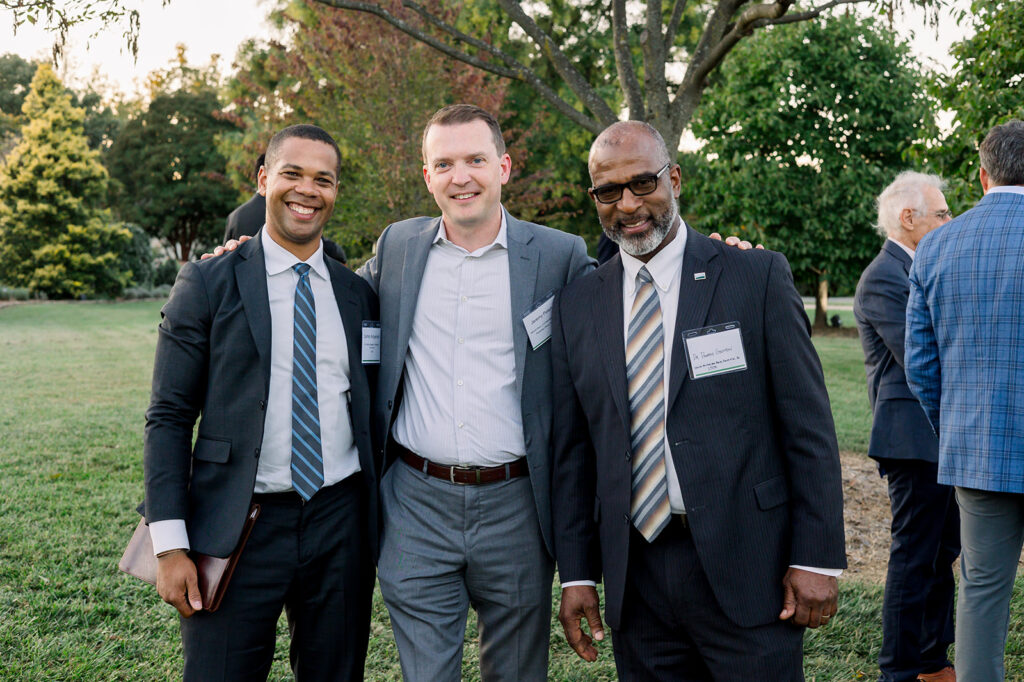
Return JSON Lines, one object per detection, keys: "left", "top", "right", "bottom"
{"left": 987, "top": 185, "right": 1024, "bottom": 196}
{"left": 433, "top": 208, "right": 509, "bottom": 254}
{"left": 887, "top": 237, "right": 916, "bottom": 261}
{"left": 261, "top": 227, "right": 328, "bottom": 280}
{"left": 620, "top": 217, "right": 687, "bottom": 296}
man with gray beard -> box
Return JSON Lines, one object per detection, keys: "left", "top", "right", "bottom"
{"left": 549, "top": 120, "right": 846, "bottom": 680}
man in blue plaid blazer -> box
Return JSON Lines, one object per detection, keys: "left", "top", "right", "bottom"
{"left": 905, "top": 119, "right": 1024, "bottom": 682}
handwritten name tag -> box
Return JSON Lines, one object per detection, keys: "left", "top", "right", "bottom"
{"left": 361, "top": 321, "right": 381, "bottom": 364}
{"left": 522, "top": 292, "right": 555, "bottom": 350}
{"left": 683, "top": 322, "right": 747, "bottom": 380}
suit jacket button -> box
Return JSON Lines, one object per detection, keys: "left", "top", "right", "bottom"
{"left": 625, "top": 450, "right": 631, "bottom": 461}
{"left": 259, "top": 400, "right": 266, "bottom": 410}
{"left": 387, "top": 400, "right": 393, "bottom": 409}
{"left": 254, "top": 447, "right": 260, "bottom": 458}
{"left": 623, "top": 513, "right": 630, "bottom": 524}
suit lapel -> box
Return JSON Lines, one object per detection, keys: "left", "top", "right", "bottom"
{"left": 325, "top": 258, "right": 363, "bottom": 372}
{"left": 667, "top": 228, "right": 722, "bottom": 410}
{"left": 235, "top": 234, "right": 272, "bottom": 394}
{"left": 883, "top": 239, "right": 913, "bottom": 275}
{"left": 395, "top": 219, "right": 439, "bottom": 368}
{"left": 594, "top": 257, "right": 631, "bottom": 432}
{"left": 506, "top": 213, "right": 539, "bottom": 395}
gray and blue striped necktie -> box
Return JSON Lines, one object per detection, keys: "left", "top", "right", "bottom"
{"left": 627, "top": 266, "right": 671, "bottom": 542}
{"left": 291, "top": 263, "right": 324, "bottom": 501}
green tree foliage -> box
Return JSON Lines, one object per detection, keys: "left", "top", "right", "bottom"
{"left": 688, "top": 13, "right": 935, "bottom": 327}
{"left": 0, "top": 53, "right": 39, "bottom": 160}
{"left": 224, "top": 0, "right": 577, "bottom": 261}
{"left": 1, "top": 54, "right": 127, "bottom": 160}
{"left": 107, "top": 51, "right": 238, "bottom": 262}
{"left": 316, "top": 0, "right": 941, "bottom": 154}
{"left": 916, "top": 0, "right": 1024, "bottom": 210}
{"left": 0, "top": 63, "right": 132, "bottom": 298}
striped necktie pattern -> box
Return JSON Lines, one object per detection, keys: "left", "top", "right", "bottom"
{"left": 627, "top": 266, "right": 671, "bottom": 542}
{"left": 291, "top": 263, "right": 324, "bottom": 501}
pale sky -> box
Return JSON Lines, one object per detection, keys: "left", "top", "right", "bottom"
{"left": 1, "top": 0, "right": 973, "bottom": 99}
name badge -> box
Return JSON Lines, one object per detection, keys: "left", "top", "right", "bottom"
{"left": 361, "top": 321, "right": 381, "bottom": 364}
{"left": 683, "top": 322, "right": 747, "bottom": 379}
{"left": 522, "top": 291, "right": 555, "bottom": 350}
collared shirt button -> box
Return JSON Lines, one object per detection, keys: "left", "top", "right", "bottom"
{"left": 458, "top": 337, "right": 464, "bottom": 344}
{"left": 458, "top": 422, "right": 464, "bottom": 429}
{"left": 457, "top": 379, "right": 464, "bottom": 386}
{"left": 461, "top": 296, "right": 468, "bottom": 302}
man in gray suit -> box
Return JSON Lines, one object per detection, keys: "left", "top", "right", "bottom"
{"left": 358, "top": 104, "right": 593, "bottom": 681}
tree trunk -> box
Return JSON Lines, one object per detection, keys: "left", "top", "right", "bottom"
{"left": 813, "top": 275, "right": 829, "bottom": 329}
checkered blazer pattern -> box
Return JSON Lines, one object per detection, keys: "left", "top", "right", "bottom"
{"left": 906, "top": 190, "right": 1024, "bottom": 492}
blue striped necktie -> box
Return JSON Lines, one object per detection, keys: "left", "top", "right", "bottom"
{"left": 627, "top": 266, "right": 671, "bottom": 542}
{"left": 290, "top": 263, "right": 324, "bottom": 501}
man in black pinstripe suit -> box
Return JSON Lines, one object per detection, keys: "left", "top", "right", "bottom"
{"left": 550, "top": 121, "right": 846, "bottom": 680}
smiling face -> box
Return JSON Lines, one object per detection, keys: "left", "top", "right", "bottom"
{"left": 258, "top": 136, "right": 338, "bottom": 259}
{"left": 589, "top": 127, "right": 681, "bottom": 261}
{"left": 422, "top": 119, "right": 512, "bottom": 238}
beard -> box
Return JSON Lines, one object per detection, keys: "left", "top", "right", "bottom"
{"left": 602, "top": 200, "right": 679, "bottom": 257}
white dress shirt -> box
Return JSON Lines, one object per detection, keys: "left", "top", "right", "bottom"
{"left": 988, "top": 185, "right": 1024, "bottom": 196}
{"left": 149, "top": 229, "right": 360, "bottom": 554}
{"left": 563, "top": 221, "right": 839, "bottom": 586}
{"left": 888, "top": 238, "right": 916, "bottom": 261}
{"left": 392, "top": 212, "right": 526, "bottom": 466}
{"left": 620, "top": 221, "right": 689, "bottom": 513}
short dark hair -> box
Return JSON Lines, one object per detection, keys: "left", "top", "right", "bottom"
{"left": 265, "top": 124, "right": 341, "bottom": 178}
{"left": 253, "top": 153, "right": 266, "bottom": 182}
{"left": 979, "top": 119, "right": 1024, "bottom": 187}
{"left": 421, "top": 104, "right": 506, "bottom": 162}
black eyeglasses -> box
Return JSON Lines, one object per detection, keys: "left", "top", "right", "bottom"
{"left": 589, "top": 164, "right": 670, "bottom": 204}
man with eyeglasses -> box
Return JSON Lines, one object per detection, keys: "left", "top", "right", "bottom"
{"left": 854, "top": 171, "right": 958, "bottom": 682}
{"left": 550, "top": 120, "right": 846, "bottom": 680}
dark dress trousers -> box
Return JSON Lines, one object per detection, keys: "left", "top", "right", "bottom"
{"left": 552, "top": 228, "right": 846, "bottom": 678}
{"left": 143, "top": 233, "right": 379, "bottom": 680}
{"left": 854, "top": 240, "right": 959, "bottom": 681}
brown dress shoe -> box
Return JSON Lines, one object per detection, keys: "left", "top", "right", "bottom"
{"left": 917, "top": 666, "right": 955, "bottom": 682}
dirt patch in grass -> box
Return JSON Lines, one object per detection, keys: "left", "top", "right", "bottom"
{"left": 840, "top": 451, "right": 891, "bottom": 583}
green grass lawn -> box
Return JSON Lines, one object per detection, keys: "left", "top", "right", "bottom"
{"left": 1, "top": 301, "right": 1022, "bottom": 680}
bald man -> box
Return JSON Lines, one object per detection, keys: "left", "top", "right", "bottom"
{"left": 550, "top": 121, "right": 846, "bottom": 680}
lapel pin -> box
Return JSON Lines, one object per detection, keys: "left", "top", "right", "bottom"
{"left": 694, "top": 272, "right": 706, "bottom": 281}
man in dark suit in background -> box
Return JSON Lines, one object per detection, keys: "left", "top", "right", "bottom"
{"left": 223, "top": 154, "right": 268, "bottom": 243}
{"left": 551, "top": 120, "right": 846, "bottom": 680}
{"left": 144, "top": 124, "right": 378, "bottom": 681}
{"left": 854, "top": 171, "right": 958, "bottom": 682}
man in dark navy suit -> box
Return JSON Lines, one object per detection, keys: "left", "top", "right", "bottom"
{"left": 552, "top": 120, "right": 845, "bottom": 681}
{"left": 145, "top": 124, "right": 378, "bottom": 681}
{"left": 854, "top": 171, "right": 958, "bottom": 682}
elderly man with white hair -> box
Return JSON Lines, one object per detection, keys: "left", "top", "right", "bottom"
{"left": 854, "top": 171, "right": 959, "bottom": 682}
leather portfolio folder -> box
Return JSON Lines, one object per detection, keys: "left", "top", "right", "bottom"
{"left": 118, "top": 504, "right": 261, "bottom": 613}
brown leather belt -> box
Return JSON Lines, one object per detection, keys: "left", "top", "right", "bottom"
{"left": 395, "top": 444, "right": 528, "bottom": 485}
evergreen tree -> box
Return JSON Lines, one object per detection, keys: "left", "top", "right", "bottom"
{"left": 0, "top": 63, "right": 132, "bottom": 298}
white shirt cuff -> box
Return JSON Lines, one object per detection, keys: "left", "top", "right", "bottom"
{"left": 790, "top": 565, "right": 843, "bottom": 578}
{"left": 561, "top": 580, "right": 597, "bottom": 589}
{"left": 148, "top": 519, "right": 190, "bottom": 556}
